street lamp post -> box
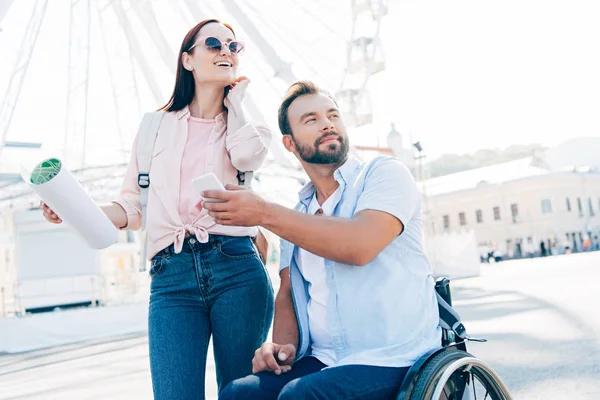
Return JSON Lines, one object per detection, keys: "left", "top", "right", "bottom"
{"left": 413, "top": 141, "right": 425, "bottom": 182}
{"left": 413, "top": 141, "right": 434, "bottom": 236}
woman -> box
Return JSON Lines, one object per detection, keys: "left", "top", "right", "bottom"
{"left": 41, "top": 19, "right": 274, "bottom": 399}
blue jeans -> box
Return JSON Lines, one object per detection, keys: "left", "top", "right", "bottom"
{"left": 148, "top": 235, "right": 274, "bottom": 400}
{"left": 220, "top": 356, "right": 410, "bottom": 400}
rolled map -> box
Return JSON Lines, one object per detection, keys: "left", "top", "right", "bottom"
{"left": 22, "top": 157, "right": 118, "bottom": 249}
{"left": 29, "top": 158, "right": 62, "bottom": 184}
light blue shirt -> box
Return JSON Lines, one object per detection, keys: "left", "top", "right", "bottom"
{"left": 279, "top": 156, "right": 442, "bottom": 368}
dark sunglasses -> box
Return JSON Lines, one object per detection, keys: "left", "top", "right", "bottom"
{"left": 188, "top": 37, "right": 244, "bottom": 55}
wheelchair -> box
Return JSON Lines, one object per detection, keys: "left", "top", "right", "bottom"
{"left": 396, "top": 277, "right": 512, "bottom": 400}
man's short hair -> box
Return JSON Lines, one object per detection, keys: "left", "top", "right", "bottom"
{"left": 278, "top": 80, "right": 336, "bottom": 136}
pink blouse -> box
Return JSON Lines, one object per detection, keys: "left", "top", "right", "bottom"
{"left": 115, "top": 106, "right": 272, "bottom": 259}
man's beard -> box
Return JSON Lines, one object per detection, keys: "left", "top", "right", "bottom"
{"left": 293, "top": 131, "right": 349, "bottom": 165}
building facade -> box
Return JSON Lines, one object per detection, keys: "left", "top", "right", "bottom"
{"left": 422, "top": 157, "right": 600, "bottom": 258}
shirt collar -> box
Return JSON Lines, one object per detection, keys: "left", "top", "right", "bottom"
{"left": 176, "top": 105, "right": 227, "bottom": 127}
{"left": 297, "top": 155, "right": 361, "bottom": 205}
{"left": 334, "top": 155, "right": 360, "bottom": 184}
{"left": 176, "top": 106, "right": 190, "bottom": 120}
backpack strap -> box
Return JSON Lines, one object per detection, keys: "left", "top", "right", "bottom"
{"left": 237, "top": 170, "right": 269, "bottom": 263}
{"left": 136, "top": 111, "right": 164, "bottom": 272}
{"left": 236, "top": 170, "right": 253, "bottom": 188}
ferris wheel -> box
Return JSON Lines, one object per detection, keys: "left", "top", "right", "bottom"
{"left": 0, "top": 0, "right": 387, "bottom": 205}
{"left": 337, "top": 0, "right": 388, "bottom": 128}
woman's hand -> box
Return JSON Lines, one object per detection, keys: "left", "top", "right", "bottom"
{"left": 40, "top": 201, "right": 62, "bottom": 224}
{"left": 224, "top": 76, "right": 250, "bottom": 117}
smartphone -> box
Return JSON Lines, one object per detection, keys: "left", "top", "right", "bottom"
{"left": 192, "top": 172, "right": 226, "bottom": 203}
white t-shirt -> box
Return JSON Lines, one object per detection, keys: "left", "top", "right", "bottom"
{"left": 297, "top": 191, "right": 338, "bottom": 366}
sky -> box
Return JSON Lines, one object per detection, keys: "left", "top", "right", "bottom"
{"left": 379, "top": 0, "right": 600, "bottom": 158}
{"left": 1, "top": 0, "right": 599, "bottom": 171}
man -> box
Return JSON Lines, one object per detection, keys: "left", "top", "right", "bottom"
{"left": 203, "top": 81, "right": 441, "bottom": 399}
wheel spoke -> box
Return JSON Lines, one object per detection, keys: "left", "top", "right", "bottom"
{"left": 444, "top": 385, "right": 451, "bottom": 399}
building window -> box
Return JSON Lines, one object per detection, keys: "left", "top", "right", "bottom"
{"left": 475, "top": 209, "right": 483, "bottom": 224}
{"left": 443, "top": 215, "right": 450, "bottom": 230}
{"left": 459, "top": 212, "right": 466, "bottom": 226}
{"left": 493, "top": 206, "right": 501, "bottom": 221}
{"left": 541, "top": 199, "right": 553, "bottom": 214}
{"left": 566, "top": 198, "right": 571, "bottom": 212}
{"left": 577, "top": 197, "right": 584, "bottom": 216}
{"left": 589, "top": 198, "right": 595, "bottom": 216}
{"left": 510, "top": 203, "right": 520, "bottom": 223}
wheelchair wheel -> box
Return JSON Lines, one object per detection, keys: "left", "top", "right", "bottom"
{"left": 409, "top": 349, "right": 511, "bottom": 400}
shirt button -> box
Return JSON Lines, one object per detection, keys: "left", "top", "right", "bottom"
{"left": 189, "top": 238, "right": 197, "bottom": 244}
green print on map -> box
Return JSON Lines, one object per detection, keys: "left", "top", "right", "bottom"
{"left": 30, "top": 158, "right": 62, "bottom": 185}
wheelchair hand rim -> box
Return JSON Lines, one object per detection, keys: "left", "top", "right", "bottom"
{"left": 431, "top": 356, "right": 512, "bottom": 400}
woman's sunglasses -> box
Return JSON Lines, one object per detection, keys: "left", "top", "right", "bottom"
{"left": 188, "top": 37, "right": 244, "bottom": 55}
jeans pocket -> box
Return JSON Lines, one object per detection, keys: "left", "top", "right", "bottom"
{"left": 149, "top": 255, "right": 165, "bottom": 278}
{"left": 217, "top": 237, "right": 256, "bottom": 260}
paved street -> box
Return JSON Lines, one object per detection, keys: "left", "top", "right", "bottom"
{"left": 453, "top": 251, "right": 600, "bottom": 399}
{"left": 1, "top": 252, "right": 600, "bottom": 399}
